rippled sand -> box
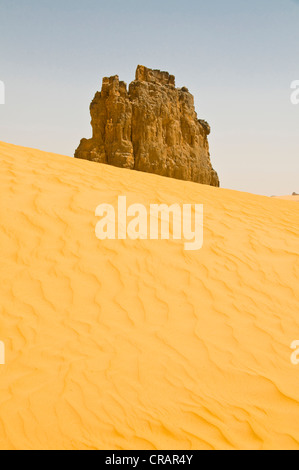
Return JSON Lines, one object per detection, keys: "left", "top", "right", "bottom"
{"left": 0, "top": 141, "right": 298, "bottom": 450}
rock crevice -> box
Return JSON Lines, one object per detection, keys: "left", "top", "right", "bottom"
{"left": 75, "top": 65, "right": 220, "bottom": 187}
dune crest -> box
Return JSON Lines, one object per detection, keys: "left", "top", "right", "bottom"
{"left": 0, "top": 141, "right": 298, "bottom": 450}
{"left": 274, "top": 195, "right": 299, "bottom": 202}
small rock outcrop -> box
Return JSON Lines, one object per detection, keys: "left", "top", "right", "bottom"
{"left": 75, "top": 65, "right": 220, "bottom": 187}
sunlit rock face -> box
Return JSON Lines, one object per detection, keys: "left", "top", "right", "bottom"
{"left": 75, "top": 65, "right": 220, "bottom": 187}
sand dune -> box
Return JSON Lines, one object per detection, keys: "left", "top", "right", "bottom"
{"left": 274, "top": 195, "right": 299, "bottom": 202}
{"left": 0, "top": 140, "right": 298, "bottom": 450}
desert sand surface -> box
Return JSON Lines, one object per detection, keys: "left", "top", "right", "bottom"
{"left": 274, "top": 195, "right": 299, "bottom": 202}
{"left": 0, "top": 140, "right": 299, "bottom": 450}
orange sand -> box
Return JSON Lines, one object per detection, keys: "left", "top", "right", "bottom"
{"left": 274, "top": 195, "right": 299, "bottom": 202}
{"left": 0, "top": 141, "right": 298, "bottom": 450}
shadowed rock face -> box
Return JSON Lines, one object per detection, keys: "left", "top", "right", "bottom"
{"left": 75, "top": 65, "right": 220, "bottom": 187}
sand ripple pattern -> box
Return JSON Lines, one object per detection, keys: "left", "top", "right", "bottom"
{"left": 0, "top": 141, "right": 298, "bottom": 450}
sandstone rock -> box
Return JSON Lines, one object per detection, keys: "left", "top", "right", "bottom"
{"left": 75, "top": 65, "right": 220, "bottom": 187}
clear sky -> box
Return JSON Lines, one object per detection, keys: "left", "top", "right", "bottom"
{"left": 0, "top": 0, "right": 298, "bottom": 195}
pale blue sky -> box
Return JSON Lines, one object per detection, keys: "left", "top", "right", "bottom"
{"left": 0, "top": 0, "right": 298, "bottom": 195}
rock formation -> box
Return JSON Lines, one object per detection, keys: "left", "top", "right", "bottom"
{"left": 75, "top": 65, "right": 220, "bottom": 187}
